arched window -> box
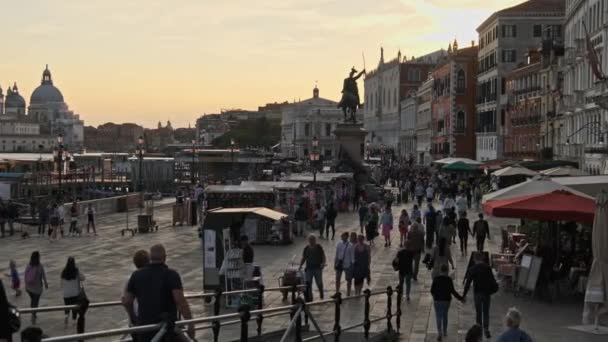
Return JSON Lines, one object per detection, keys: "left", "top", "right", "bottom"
{"left": 456, "top": 69, "right": 466, "bottom": 93}
{"left": 456, "top": 111, "right": 466, "bottom": 133}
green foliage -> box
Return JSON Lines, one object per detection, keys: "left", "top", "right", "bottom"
{"left": 213, "top": 117, "right": 281, "bottom": 148}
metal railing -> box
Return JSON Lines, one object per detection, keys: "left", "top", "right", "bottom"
{"left": 31, "top": 285, "right": 403, "bottom": 342}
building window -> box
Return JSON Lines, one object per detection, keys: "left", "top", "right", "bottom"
{"left": 325, "top": 123, "right": 332, "bottom": 136}
{"left": 456, "top": 69, "right": 465, "bottom": 93}
{"left": 548, "top": 25, "right": 562, "bottom": 38}
{"left": 502, "top": 49, "right": 516, "bottom": 62}
{"left": 437, "top": 120, "right": 445, "bottom": 134}
{"left": 533, "top": 24, "right": 542, "bottom": 37}
{"left": 456, "top": 111, "right": 465, "bottom": 133}
{"left": 304, "top": 123, "right": 310, "bottom": 137}
{"left": 502, "top": 25, "right": 517, "bottom": 37}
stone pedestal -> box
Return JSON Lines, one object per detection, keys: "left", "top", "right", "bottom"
{"left": 333, "top": 123, "right": 368, "bottom": 165}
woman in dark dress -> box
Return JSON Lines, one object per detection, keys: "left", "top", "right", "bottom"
{"left": 365, "top": 206, "right": 379, "bottom": 245}
{"left": 353, "top": 235, "right": 371, "bottom": 295}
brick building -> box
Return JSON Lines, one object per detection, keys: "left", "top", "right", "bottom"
{"left": 431, "top": 41, "right": 478, "bottom": 160}
{"left": 84, "top": 122, "right": 143, "bottom": 152}
{"left": 504, "top": 52, "right": 542, "bottom": 159}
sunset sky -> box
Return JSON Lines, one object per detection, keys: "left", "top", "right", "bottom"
{"left": 1, "top": 0, "right": 522, "bottom": 128}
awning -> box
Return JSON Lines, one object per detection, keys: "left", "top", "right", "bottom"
{"left": 205, "top": 184, "right": 275, "bottom": 194}
{"left": 541, "top": 166, "right": 589, "bottom": 177}
{"left": 207, "top": 207, "right": 287, "bottom": 221}
{"left": 433, "top": 157, "right": 483, "bottom": 165}
{"left": 483, "top": 190, "right": 595, "bottom": 224}
{"left": 482, "top": 175, "right": 593, "bottom": 204}
{"left": 492, "top": 165, "right": 538, "bottom": 177}
{"left": 442, "top": 161, "right": 477, "bottom": 172}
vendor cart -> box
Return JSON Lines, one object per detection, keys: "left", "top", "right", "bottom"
{"left": 278, "top": 257, "right": 305, "bottom": 301}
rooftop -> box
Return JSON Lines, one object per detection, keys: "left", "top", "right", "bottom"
{"left": 478, "top": 0, "right": 565, "bottom": 31}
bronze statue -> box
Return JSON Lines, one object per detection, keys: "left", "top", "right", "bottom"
{"left": 338, "top": 67, "right": 365, "bottom": 123}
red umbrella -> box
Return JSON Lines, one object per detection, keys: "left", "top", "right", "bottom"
{"left": 483, "top": 190, "right": 595, "bottom": 224}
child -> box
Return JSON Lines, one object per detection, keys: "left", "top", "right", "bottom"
{"left": 6, "top": 260, "right": 21, "bottom": 296}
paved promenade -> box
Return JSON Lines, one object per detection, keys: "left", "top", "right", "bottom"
{"left": 0, "top": 200, "right": 604, "bottom": 341}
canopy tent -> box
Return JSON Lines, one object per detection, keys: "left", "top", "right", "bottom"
{"left": 283, "top": 172, "right": 354, "bottom": 183}
{"left": 205, "top": 184, "right": 275, "bottom": 194}
{"left": 482, "top": 176, "right": 593, "bottom": 204}
{"left": 433, "top": 157, "right": 483, "bottom": 165}
{"left": 483, "top": 190, "right": 595, "bottom": 225}
{"left": 492, "top": 165, "right": 538, "bottom": 177}
{"left": 541, "top": 166, "right": 589, "bottom": 177}
{"left": 554, "top": 176, "right": 608, "bottom": 198}
{"left": 441, "top": 161, "right": 477, "bottom": 172}
{"left": 240, "top": 181, "right": 303, "bottom": 191}
{"left": 206, "top": 207, "right": 288, "bottom": 221}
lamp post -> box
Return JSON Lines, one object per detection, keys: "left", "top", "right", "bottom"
{"left": 230, "top": 138, "right": 236, "bottom": 175}
{"left": 310, "top": 136, "right": 320, "bottom": 185}
{"left": 137, "top": 136, "right": 144, "bottom": 194}
{"left": 53, "top": 134, "right": 64, "bottom": 199}
{"left": 191, "top": 139, "right": 196, "bottom": 184}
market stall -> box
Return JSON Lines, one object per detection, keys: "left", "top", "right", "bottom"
{"left": 492, "top": 165, "right": 538, "bottom": 188}
{"left": 201, "top": 207, "right": 290, "bottom": 294}
{"left": 205, "top": 184, "right": 276, "bottom": 209}
{"left": 283, "top": 172, "right": 354, "bottom": 211}
{"left": 541, "top": 166, "right": 589, "bottom": 177}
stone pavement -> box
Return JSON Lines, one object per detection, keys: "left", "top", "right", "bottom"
{"left": 0, "top": 200, "right": 604, "bottom": 342}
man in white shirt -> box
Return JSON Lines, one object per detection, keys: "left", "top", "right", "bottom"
{"left": 442, "top": 195, "right": 456, "bottom": 213}
{"left": 426, "top": 185, "right": 435, "bottom": 203}
{"left": 455, "top": 193, "right": 468, "bottom": 217}
{"left": 334, "top": 232, "right": 354, "bottom": 295}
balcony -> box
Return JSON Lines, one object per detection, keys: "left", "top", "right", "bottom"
{"left": 476, "top": 93, "right": 497, "bottom": 105}
{"left": 510, "top": 115, "right": 541, "bottom": 127}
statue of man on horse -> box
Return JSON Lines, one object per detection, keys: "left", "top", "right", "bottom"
{"left": 338, "top": 67, "right": 366, "bottom": 123}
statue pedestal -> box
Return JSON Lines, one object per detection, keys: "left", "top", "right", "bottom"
{"left": 333, "top": 123, "right": 368, "bottom": 165}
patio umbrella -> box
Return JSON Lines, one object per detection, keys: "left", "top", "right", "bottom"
{"left": 442, "top": 161, "right": 476, "bottom": 172}
{"left": 492, "top": 164, "right": 538, "bottom": 177}
{"left": 541, "top": 166, "right": 590, "bottom": 177}
{"left": 482, "top": 175, "right": 593, "bottom": 204}
{"left": 582, "top": 190, "right": 608, "bottom": 328}
{"left": 483, "top": 190, "right": 595, "bottom": 224}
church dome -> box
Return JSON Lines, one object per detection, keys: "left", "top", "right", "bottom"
{"left": 5, "top": 83, "right": 26, "bottom": 109}
{"left": 30, "top": 65, "right": 64, "bottom": 105}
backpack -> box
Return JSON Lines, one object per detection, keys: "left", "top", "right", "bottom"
{"left": 24, "top": 266, "right": 37, "bottom": 287}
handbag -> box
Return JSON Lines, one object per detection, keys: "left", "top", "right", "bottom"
{"left": 8, "top": 304, "right": 21, "bottom": 333}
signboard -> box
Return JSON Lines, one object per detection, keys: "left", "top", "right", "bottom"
{"left": 204, "top": 230, "right": 216, "bottom": 268}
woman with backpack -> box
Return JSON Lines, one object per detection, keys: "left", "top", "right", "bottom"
{"left": 60, "top": 257, "right": 85, "bottom": 327}
{"left": 24, "top": 251, "right": 48, "bottom": 325}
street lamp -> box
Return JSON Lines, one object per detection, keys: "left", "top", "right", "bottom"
{"left": 230, "top": 138, "right": 236, "bottom": 174}
{"left": 54, "top": 133, "right": 64, "bottom": 199}
{"left": 137, "top": 136, "right": 144, "bottom": 194}
{"left": 191, "top": 139, "right": 196, "bottom": 184}
{"left": 310, "top": 136, "right": 320, "bottom": 184}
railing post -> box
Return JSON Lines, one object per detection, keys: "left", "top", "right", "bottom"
{"left": 295, "top": 300, "right": 303, "bottom": 342}
{"left": 333, "top": 292, "right": 342, "bottom": 342}
{"left": 386, "top": 286, "right": 393, "bottom": 333}
{"left": 395, "top": 285, "right": 403, "bottom": 333}
{"left": 212, "top": 288, "right": 222, "bottom": 342}
{"left": 363, "top": 289, "right": 371, "bottom": 340}
{"left": 239, "top": 304, "right": 251, "bottom": 342}
{"left": 256, "top": 284, "right": 265, "bottom": 336}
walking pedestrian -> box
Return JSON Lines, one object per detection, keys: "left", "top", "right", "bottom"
{"left": 415, "top": 182, "right": 425, "bottom": 207}
{"left": 299, "top": 234, "right": 326, "bottom": 300}
{"left": 345, "top": 232, "right": 357, "bottom": 296}
{"left": 122, "top": 250, "right": 149, "bottom": 327}
{"left": 463, "top": 252, "right": 498, "bottom": 339}
{"left": 473, "top": 185, "right": 482, "bottom": 211}
{"left": 455, "top": 193, "right": 467, "bottom": 218}
{"left": 424, "top": 203, "right": 438, "bottom": 249}
{"left": 457, "top": 212, "right": 472, "bottom": 256}
{"left": 313, "top": 204, "right": 326, "bottom": 238}
{"left": 123, "top": 244, "right": 195, "bottom": 342}
{"left": 60, "top": 257, "right": 85, "bottom": 327}
{"left": 396, "top": 240, "right": 414, "bottom": 300}
{"left": 352, "top": 235, "right": 371, "bottom": 295}
{"left": 0, "top": 280, "right": 15, "bottom": 342}
{"left": 5, "top": 201, "right": 18, "bottom": 237}
{"left": 358, "top": 202, "right": 369, "bottom": 236}
{"left": 365, "top": 205, "right": 379, "bottom": 245}
{"left": 49, "top": 203, "right": 60, "bottom": 241}
{"left": 431, "top": 264, "right": 464, "bottom": 341}
{"left": 38, "top": 201, "right": 49, "bottom": 236}
{"left": 398, "top": 209, "right": 410, "bottom": 247}
{"left": 334, "top": 232, "right": 353, "bottom": 294}
{"left": 438, "top": 216, "right": 456, "bottom": 247}
{"left": 497, "top": 307, "right": 533, "bottom": 342}
{"left": 5, "top": 261, "right": 21, "bottom": 297}
{"left": 430, "top": 238, "right": 454, "bottom": 278}
{"left": 380, "top": 206, "right": 393, "bottom": 247}
{"left": 426, "top": 184, "right": 435, "bottom": 203}
{"left": 408, "top": 217, "right": 425, "bottom": 281}
{"left": 24, "top": 251, "right": 48, "bottom": 325}
{"left": 294, "top": 203, "right": 308, "bottom": 236}
{"left": 472, "top": 214, "right": 490, "bottom": 252}
{"left": 68, "top": 201, "right": 80, "bottom": 237}
{"left": 325, "top": 202, "right": 337, "bottom": 240}
{"left": 86, "top": 203, "right": 96, "bottom": 235}
{"left": 58, "top": 202, "right": 66, "bottom": 238}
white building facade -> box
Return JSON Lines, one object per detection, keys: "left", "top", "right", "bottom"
{"left": 476, "top": 0, "right": 565, "bottom": 161}
{"left": 399, "top": 96, "right": 417, "bottom": 158}
{"left": 560, "top": 0, "right": 608, "bottom": 174}
{"left": 281, "top": 87, "right": 357, "bottom": 159}
{"left": 416, "top": 78, "right": 433, "bottom": 165}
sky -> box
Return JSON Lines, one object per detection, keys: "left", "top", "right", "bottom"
{"left": 0, "top": 0, "right": 522, "bottom": 128}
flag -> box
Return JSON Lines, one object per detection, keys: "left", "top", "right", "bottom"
{"left": 583, "top": 21, "right": 605, "bottom": 81}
